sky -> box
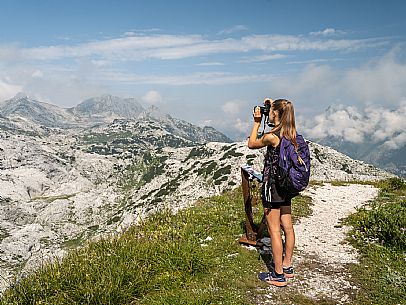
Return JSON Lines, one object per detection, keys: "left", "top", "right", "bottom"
{"left": 0, "top": 0, "right": 406, "bottom": 142}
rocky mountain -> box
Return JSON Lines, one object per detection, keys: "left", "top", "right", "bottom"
{"left": 0, "top": 94, "right": 395, "bottom": 294}
{"left": 0, "top": 94, "right": 78, "bottom": 128}
{"left": 315, "top": 136, "right": 405, "bottom": 177}
{"left": 68, "top": 94, "right": 145, "bottom": 122}
{"left": 0, "top": 94, "right": 231, "bottom": 143}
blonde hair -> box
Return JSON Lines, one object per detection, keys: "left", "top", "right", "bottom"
{"left": 271, "top": 99, "right": 297, "bottom": 149}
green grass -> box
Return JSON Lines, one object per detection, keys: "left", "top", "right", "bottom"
{"left": 119, "top": 154, "right": 166, "bottom": 192}
{"left": 1, "top": 187, "right": 314, "bottom": 304}
{"left": 308, "top": 180, "right": 325, "bottom": 187}
{"left": 344, "top": 177, "right": 406, "bottom": 305}
{"left": 291, "top": 194, "right": 313, "bottom": 222}
{"left": 81, "top": 131, "right": 133, "bottom": 144}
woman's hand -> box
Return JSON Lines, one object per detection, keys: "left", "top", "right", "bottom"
{"left": 253, "top": 106, "right": 262, "bottom": 123}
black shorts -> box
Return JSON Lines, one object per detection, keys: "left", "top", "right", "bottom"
{"left": 261, "top": 182, "right": 291, "bottom": 209}
{"left": 262, "top": 197, "right": 292, "bottom": 209}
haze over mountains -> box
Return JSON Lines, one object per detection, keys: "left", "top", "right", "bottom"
{"left": 0, "top": 93, "right": 394, "bottom": 293}
{"left": 302, "top": 104, "right": 406, "bottom": 177}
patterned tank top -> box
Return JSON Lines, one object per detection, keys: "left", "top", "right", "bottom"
{"left": 262, "top": 131, "right": 281, "bottom": 184}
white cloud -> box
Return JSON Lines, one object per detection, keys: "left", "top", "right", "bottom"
{"left": 222, "top": 100, "right": 243, "bottom": 115}
{"left": 31, "top": 70, "right": 43, "bottom": 78}
{"left": 287, "top": 58, "right": 342, "bottom": 65}
{"left": 301, "top": 102, "right": 406, "bottom": 147}
{"left": 0, "top": 79, "right": 22, "bottom": 102}
{"left": 142, "top": 90, "right": 163, "bottom": 105}
{"left": 123, "top": 32, "right": 136, "bottom": 37}
{"left": 94, "top": 71, "right": 276, "bottom": 86}
{"left": 343, "top": 48, "right": 406, "bottom": 104}
{"left": 234, "top": 118, "right": 250, "bottom": 133}
{"left": 205, "top": 115, "right": 251, "bottom": 141}
{"left": 6, "top": 33, "right": 387, "bottom": 62}
{"left": 218, "top": 25, "right": 249, "bottom": 35}
{"left": 0, "top": 60, "right": 108, "bottom": 106}
{"left": 239, "top": 53, "right": 287, "bottom": 63}
{"left": 383, "top": 132, "right": 406, "bottom": 149}
{"left": 196, "top": 62, "right": 225, "bottom": 66}
{"left": 310, "top": 28, "right": 345, "bottom": 36}
{"left": 267, "top": 48, "right": 406, "bottom": 110}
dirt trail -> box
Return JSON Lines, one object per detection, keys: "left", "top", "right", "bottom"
{"left": 256, "top": 183, "right": 379, "bottom": 305}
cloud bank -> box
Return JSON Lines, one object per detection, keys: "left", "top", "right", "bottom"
{"left": 0, "top": 33, "right": 387, "bottom": 63}
{"left": 301, "top": 102, "right": 406, "bottom": 149}
{"left": 268, "top": 48, "right": 406, "bottom": 108}
{"left": 209, "top": 49, "right": 406, "bottom": 143}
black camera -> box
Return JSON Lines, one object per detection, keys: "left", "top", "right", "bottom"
{"left": 253, "top": 104, "right": 271, "bottom": 116}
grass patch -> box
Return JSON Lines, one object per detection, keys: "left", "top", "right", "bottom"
{"left": 119, "top": 154, "right": 167, "bottom": 192}
{"left": 196, "top": 160, "right": 217, "bottom": 177}
{"left": 291, "top": 194, "right": 313, "bottom": 223}
{"left": 213, "top": 165, "right": 232, "bottom": 180}
{"left": 344, "top": 177, "right": 406, "bottom": 304}
{"left": 1, "top": 188, "right": 263, "bottom": 304}
{"left": 0, "top": 229, "right": 11, "bottom": 242}
{"left": 81, "top": 131, "right": 132, "bottom": 144}
{"left": 220, "top": 148, "right": 244, "bottom": 161}
{"left": 329, "top": 181, "right": 350, "bottom": 187}
{"left": 185, "top": 146, "right": 214, "bottom": 161}
{"left": 308, "top": 180, "right": 324, "bottom": 187}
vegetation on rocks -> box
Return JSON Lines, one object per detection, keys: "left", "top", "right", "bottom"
{"left": 119, "top": 153, "right": 167, "bottom": 192}
{"left": 345, "top": 177, "right": 406, "bottom": 305}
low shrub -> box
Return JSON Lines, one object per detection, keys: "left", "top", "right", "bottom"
{"left": 345, "top": 178, "right": 406, "bottom": 304}
{"left": 348, "top": 200, "right": 406, "bottom": 251}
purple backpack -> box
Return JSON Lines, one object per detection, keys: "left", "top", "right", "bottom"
{"left": 276, "top": 134, "right": 311, "bottom": 195}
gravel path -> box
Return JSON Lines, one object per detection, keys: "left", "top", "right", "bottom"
{"left": 256, "top": 183, "right": 379, "bottom": 304}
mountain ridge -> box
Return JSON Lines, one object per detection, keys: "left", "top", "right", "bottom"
{"left": 0, "top": 93, "right": 232, "bottom": 143}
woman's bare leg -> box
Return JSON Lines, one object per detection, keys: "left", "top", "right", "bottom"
{"left": 265, "top": 208, "right": 283, "bottom": 274}
{"left": 280, "top": 205, "right": 295, "bottom": 267}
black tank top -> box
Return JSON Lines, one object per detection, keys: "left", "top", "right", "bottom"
{"left": 263, "top": 131, "right": 281, "bottom": 184}
{"left": 262, "top": 131, "right": 286, "bottom": 203}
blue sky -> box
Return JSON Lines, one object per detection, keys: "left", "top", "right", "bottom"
{"left": 1, "top": 0, "right": 406, "bottom": 140}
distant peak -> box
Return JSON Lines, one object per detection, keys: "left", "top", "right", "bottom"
{"left": 13, "top": 92, "right": 30, "bottom": 100}
{"left": 7, "top": 93, "right": 41, "bottom": 105}
{"left": 147, "top": 105, "right": 160, "bottom": 111}
{"left": 100, "top": 94, "right": 115, "bottom": 99}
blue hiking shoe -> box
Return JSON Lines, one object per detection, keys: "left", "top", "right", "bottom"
{"left": 259, "top": 270, "right": 287, "bottom": 287}
{"left": 269, "top": 262, "right": 295, "bottom": 278}
{"left": 282, "top": 266, "right": 295, "bottom": 278}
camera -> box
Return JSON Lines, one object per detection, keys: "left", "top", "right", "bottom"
{"left": 253, "top": 103, "right": 271, "bottom": 116}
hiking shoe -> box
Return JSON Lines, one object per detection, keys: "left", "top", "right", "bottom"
{"left": 269, "top": 262, "right": 295, "bottom": 278}
{"left": 262, "top": 271, "right": 287, "bottom": 287}
{"left": 282, "top": 266, "right": 295, "bottom": 278}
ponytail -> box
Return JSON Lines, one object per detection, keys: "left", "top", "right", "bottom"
{"left": 271, "top": 99, "right": 297, "bottom": 149}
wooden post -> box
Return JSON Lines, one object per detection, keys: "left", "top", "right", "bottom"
{"left": 238, "top": 166, "right": 268, "bottom": 246}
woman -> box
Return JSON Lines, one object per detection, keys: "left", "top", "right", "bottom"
{"left": 248, "top": 98, "right": 296, "bottom": 287}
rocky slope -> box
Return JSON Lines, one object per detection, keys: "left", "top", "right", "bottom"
{"left": 316, "top": 135, "right": 406, "bottom": 178}
{"left": 0, "top": 94, "right": 395, "bottom": 294}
